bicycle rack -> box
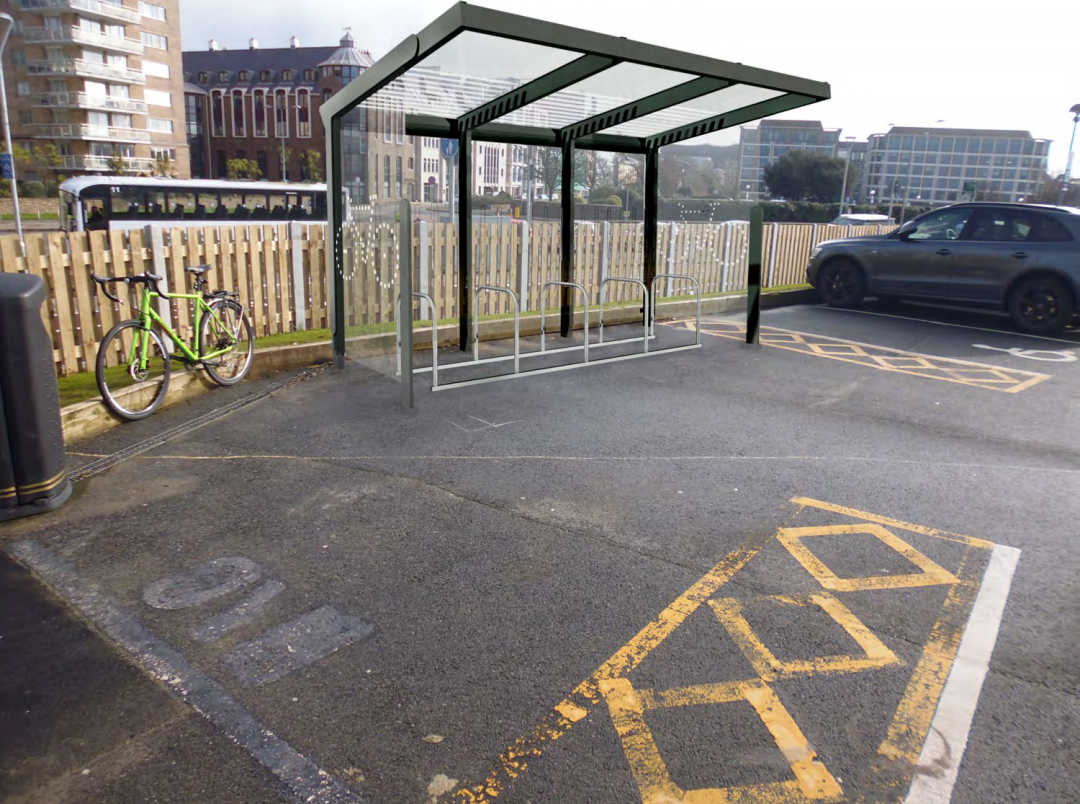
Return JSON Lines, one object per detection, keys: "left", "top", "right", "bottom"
{"left": 597, "top": 277, "right": 650, "bottom": 354}
{"left": 473, "top": 285, "right": 521, "bottom": 374}
{"left": 406, "top": 291, "right": 439, "bottom": 389}
{"left": 540, "top": 281, "right": 590, "bottom": 363}
{"left": 650, "top": 273, "right": 702, "bottom": 345}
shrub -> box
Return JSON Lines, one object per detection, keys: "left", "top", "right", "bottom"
{"left": 21, "top": 180, "right": 46, "bottom": 198}
{"left": 603, "top": 195, "right": 623, "bottom": 207}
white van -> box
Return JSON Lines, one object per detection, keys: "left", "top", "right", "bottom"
{"left": 830, "top": 213, "right": 894, "bottom": 226}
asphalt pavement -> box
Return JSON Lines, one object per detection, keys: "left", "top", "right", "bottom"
{"left": 1, "top": 300, "right": 1076, "bottom": 804}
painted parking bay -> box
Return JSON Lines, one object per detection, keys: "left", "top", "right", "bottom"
{"left": 454, "top": 497, "right": 1018, "bottom": 804}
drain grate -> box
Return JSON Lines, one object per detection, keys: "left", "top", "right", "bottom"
{"left": 69, "top": 365, "right": 329, "bottom": 483}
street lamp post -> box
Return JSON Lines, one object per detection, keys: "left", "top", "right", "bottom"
{"left": 0, "top": 14, "right": 24, "bottom": 249}
{"left": 1058, "top": 103, "right": 1080, "bottom": 206}
{"left": 839, "top": 135, "right": 856, "bottom": 216}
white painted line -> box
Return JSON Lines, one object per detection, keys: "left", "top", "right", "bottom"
{"left": 814, "top": 305, "right": 1080, "bottom": 345}
{"left": 903, "top": 544, "right": 1021, "bottom": 804}
{"left": 6, "top": 541, "right": 366, "bottom": 804}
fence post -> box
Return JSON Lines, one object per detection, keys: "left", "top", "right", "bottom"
{"left": 766, "top": 223, "right": 780, "bottom": 288}
{"left": 720, "top": 224, "right": 732, "bottom": 292}
{"left": 811, "top": 223, "right": 820, "bottom": 250}
{"left": 599, "top": 220, "right": 610, "bottom": 296}
{"left": 147, "top": 225, "right": 174, "bottom": 349}
{"left": 289, "top": 221, "right": 306, "bottom": 331}
{"left": 518, "top": 220, "right": 529, "bottom": 312}
{"left": 418, "top": 220, "right": 430, "bottom": 320}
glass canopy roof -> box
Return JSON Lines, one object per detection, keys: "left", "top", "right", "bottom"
{"left": 323, "top": 2, "right": 831, "bottom": 151}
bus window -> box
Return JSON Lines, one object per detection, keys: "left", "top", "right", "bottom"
{"left": 85, "top": 199, "right": 107, "bottom": 231}
{"left": 243, "top": 193, "right": 268, "bottom": 220}
{"left": 287, "top": 192, "right": 313, "bottom": 219}
{"left": 166, "top": 191, "right": 197, "bottom": 219}
{"left": 196, "top": 192, "right": 220, "bottom": 219}
{"left": 111, "top": 186, "right": 142, "bottom": 220}
{"left": 268, "top": 193, "right": 288, "bottom": 219}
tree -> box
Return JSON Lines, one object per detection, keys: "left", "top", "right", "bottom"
{"left": 106, "top": 155, "right": 127, "bottom": 176}
{"left": 276, "top": 145, "right": 293, "bottom": 180}
{"left": 1031, "top": 172, "right": 1080, "bottom": 206}
{"left": 763, "top": 150, "right": 846, "bottom": 202}
{"left": 153, "top": 151, "right": 172, "bottom": 178}
{"left": 537, "top": 147, "right": 561, "bottom": 198}
{"left": 226, "top": 158, "right": 261, "bottom": 181}
{"left": 302, "top": 150, "right": 324, "bottom": 182}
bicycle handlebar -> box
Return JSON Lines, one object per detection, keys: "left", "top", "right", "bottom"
{"left": 93, "top": 273, "right": 169, "bottom": 303}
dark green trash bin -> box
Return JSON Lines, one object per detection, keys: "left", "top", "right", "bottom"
{"left": 0, "top": 273, "right": 71, "bottom": 522}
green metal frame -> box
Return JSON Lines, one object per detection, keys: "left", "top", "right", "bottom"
{"left": 128, "top": 286, "right": 236, "bottom": 367}
{"left": 321, "top": 1, "right": 831, "bottom": 364}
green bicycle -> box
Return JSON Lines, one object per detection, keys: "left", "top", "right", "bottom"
{"left": 92, "top": 266, "right": 254, "bottom": 420}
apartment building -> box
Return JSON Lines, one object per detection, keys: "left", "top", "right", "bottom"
{"left": 736, "top": 120, "right": 840, "bottom": 201}
{"left": 862, "top": 126, "right": 1050, "bottom": 206}
{"left": 3, "top": 0, "right": 189, "bottom": 178}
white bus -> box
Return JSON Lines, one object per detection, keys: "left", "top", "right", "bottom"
{"left": 60, "top": 176, "right": 328, "bottom": 233}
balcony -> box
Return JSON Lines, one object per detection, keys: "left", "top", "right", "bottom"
{"left": 27, "top": 59, "right": 145, "bottom": 84}
{"left": 33, "top": 123, "right": 151, "bottom": 143}
{"left": 22, "top": 26, "right": 145, "bottom": 55}
{"left": 31, "top": 92, "right": 148, "bottom": 114}
{"left": 60, "top": 154, "right": 155, "bottom": 172}
{"left": 20, "top": 0, "right": 141, "bottom": 24}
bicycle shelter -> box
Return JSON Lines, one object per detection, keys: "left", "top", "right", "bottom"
{"left": 321, "top": 2, "right": 830, "bottom": 395}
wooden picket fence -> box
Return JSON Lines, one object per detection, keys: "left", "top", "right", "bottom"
{"left": 0, "top": 221, "right": 892, "bottom": 377}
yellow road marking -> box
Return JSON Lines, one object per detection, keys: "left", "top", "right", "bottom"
{"left": 686, "top": 320, "right": 1050, "bottom": 393}
{"left": 709, "top": 592, "right": 901, "bottom": 681}
{"left": 777, "top": 524, "right": 959, "bottom": 592}
{"left": 453, "top": 524, "right": 778, "bottom": 803}
{"left": 791, "top": 497, "right": 994, "bottom": 549}
{"left": 602, "top": 676, "right": 843, "bottom": 803}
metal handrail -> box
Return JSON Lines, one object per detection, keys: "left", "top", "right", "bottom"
{"left": 540, "top": 281, "right": 590, "bottom": 363}
{"left": 409, "top": 291, "right": 439, "bottom": 389}
{"left": 650, "top": 273, "right": 701, "bottom": 345}
{"left": 474, "top": 285, "right": 520, "bottom": 374}
{"left": 598, "top": 277, "right": 649, "bottom": 353}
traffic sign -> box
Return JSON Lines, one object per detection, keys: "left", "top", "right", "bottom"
{"left": 439, "top": 139, "right": 459, "bottom": 159}
{"left": 0, "top": 154, "right": 13, "bottom": 180}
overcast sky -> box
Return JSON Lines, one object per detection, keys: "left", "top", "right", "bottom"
{"left": 179, "top": 0, "right": 1080, "bottom": 171}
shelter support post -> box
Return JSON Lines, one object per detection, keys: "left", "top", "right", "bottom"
{"left": 560, "top": 139, "right": 575, "bottom": 337}
{"left": 398, "top": 199, "right": 414, "bottom": 408}
{"left": 643, "top": 145, "right": 660, "bottom": 325}
{"left": 746, "top": 205, "right": 764, "bottom": 344}
{"left": 330, "top": 115, "right": 345, "bottom": 369}
{"left": 458, "top": 129, "right": 473, "bottom": 351}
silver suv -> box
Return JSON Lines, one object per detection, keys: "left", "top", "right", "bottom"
{"left": 807, "top": 203, "right": 1080, "bottom": 334}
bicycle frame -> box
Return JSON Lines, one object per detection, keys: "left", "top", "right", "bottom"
{"left": 128, "top": 285, "right": 235, "bottom": 368}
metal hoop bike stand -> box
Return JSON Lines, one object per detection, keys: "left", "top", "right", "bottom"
{"left": 597, "top": 277, "right": 650, "bottom": 354}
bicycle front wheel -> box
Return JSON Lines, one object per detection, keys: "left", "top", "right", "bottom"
{"left": 96, "top": 320, "right": 172, "bottom": 420}
{"left": 199, "top": 299, "right": 254, "bottom": 386}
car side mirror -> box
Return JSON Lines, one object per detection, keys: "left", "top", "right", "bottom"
{"left": 898, "top": 229, "right": 915, "bottom": 242}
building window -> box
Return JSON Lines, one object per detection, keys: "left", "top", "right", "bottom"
{"left": 142, "top": 60, "right": 169, "bottom": 79}
{"left": 274, "top": 90, "right": 289, "bottom": 138}
{"left": 211, "top": 91, "right": 225, "bottom": 137}
{"left": 145, "top": 89, "right": 171, "bottom": 106}
{"left": 16, "top": 82, "right": 30, "bottom": 96}
{"left": 148, "top": 117, "right": 173, "bottom": 133}
{"left": 297, "top": 90, "right": 311, "bottom": 137}
{"left": 281, "top": 70, "right": 292, "bottom": 82}
{"left": 12, "top": 50, "right": 24, "bottom": 66}
{"left": 218, "top": 71, "right": 229, "bottom": 82}
{"left": 138, "top": 2, "right": 166, "bottom": 21}
{"left": 304, "top": 69, "right": 315, "bottom": 82}
{"left": 216, "top": 149, "right": 227, "bottom": 178}
{"left": 141, "top": 32, "right": 168, "bottom": 49}
{"left": 253, "top": 91, "right": 267, "bottom": 137}
{"left": 408, "top": 157, "right": 414, "bottom": 170}
{"left": 373, "top": 159, "right": 378, "bottom": 198}
{"left": 18, "top": 111, "right": 32, "bottom": 125}
{"left": 199, "top": 72, "right": 209, "bottom": 83}
{"left": 150, "top": 147, "right": 176, "bottom": 161}
{"left": 232, "top": 90, "right": 245, "bottom": 136}
{"left": 383, "top": 155, "right": 390, "bottom": 197}
{"left": 322, "top": 89, "right": 332, "bottom": 103}
{"left": 256, "top": 150, "right": 268, "bottom": 178}
{"left": 238, "top": 70, "right": 249, "bottom": 82}
{"left": 396, "top": 156, "right": 402, "bottom": 197}
{"left": 260, "top": 70, "right": 272, "bottom": 82}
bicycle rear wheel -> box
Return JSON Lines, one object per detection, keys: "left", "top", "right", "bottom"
{"left": 96, "top": 320, "right": 171, "bottom": 420}
{"left": 199, "top": 298, "right": 254, "bottom": 386}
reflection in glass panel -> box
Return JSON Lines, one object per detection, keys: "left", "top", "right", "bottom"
{"left": 498, "top": 63, "right": 696, "bottom": 129}
{"left": 604, "top": 84, "right": 786, "bottom": 138}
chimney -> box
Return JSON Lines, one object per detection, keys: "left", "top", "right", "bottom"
{"left": 249, "top": 37, "right": 259, "bottom": 50}
{"left": 209, "top": 38, "right": 219, "bottom": 51}
{"left": 290, "top": 36, "right": 300, "bottom": 49}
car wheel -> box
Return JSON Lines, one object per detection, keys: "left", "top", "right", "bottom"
{"left": 817, "top": 258, "right": 866, "bottom": 308}
{"left": 1007, "top": 275, "right": 1075, "bottom": 335}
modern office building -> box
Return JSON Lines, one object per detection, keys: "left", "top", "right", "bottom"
{"left": 2, "top": 0, "right": 190, "bottom": 178}
{"left": 736, "top": 120, "right": 840, "bottom": 201}
{"left": 862, "top": 127, "right": 1050, "bottom": 206}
